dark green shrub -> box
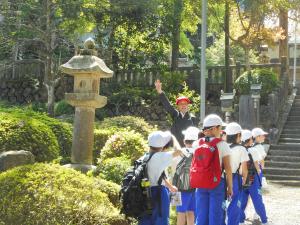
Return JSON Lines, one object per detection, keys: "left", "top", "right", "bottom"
{"left": 159, "top": 71, "right": 187, "bottom": 94}
{"left": 98, "top": 156, "right": 131, "bottom": 185}
{"left": 54, "top": 100, "right": 74, "bottom": 116}
{"left": 97, "top": 116, "right": 156, "bottom": 139}
{"left": 234, "top": 69, "right": 279, "bottom": 103}
{"left": 0, "top": 112, "right": 59, "bottom": 162}
{"left": 0, "top": 163, "right": 129, "bottom": 225}
{"left": 100, "top": 130, "right": 147, "bottom": 163}
{"left": 0, "top": 106, "right": 73, "bottom": 159}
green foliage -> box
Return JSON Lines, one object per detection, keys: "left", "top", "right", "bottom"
{"left": 234, "top": 68, "right": 280, "bottom": 103}
{"left": 98, "top": 156, "right": 131, "bottom": 185}
{"left": 54, "top": 100, "right": 74, "bottom": 116}
{"left": 0, "top": 105, "right": 73, "bottom": 160}
{"left": 0, "top": 163, "right": 129, "bottom": 225}
{"left": 97, "top": 116, "right": 156, "bottom": 139}
{"left": 100, "top": 130, "right": 147, "bottom": 164}
{"left": 93, "top": 177, "right": 121, "bottom": 208}
{"left": 0, "top": 112, "right": 59, "bottom": 162}
{"left": 159, "top": 71, "right": 187, "bottom": 94}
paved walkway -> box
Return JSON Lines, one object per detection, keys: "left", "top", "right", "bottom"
{"left": 243, "top": 181, "right": 300, "bottom": 225}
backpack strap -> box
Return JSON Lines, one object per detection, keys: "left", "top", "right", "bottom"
{"left": 248, "top": 153, "right": 262, "bottom": 187}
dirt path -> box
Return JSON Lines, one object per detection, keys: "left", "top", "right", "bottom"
{"left": 243, "top": 182, "right": 300, "bottom": 225}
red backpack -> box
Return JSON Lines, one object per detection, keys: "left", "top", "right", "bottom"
{"left": 190, "top": 137, "right": 222, "bottom": 189}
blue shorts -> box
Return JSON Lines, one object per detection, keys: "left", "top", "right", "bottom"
{"left": 176, "top": 191, "right": 196, "bottom": 213}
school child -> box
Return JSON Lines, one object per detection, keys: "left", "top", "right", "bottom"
{"left": 191, "top": 114, "right": 233, "bottom": 225}
{"left": 138, "top": 131, "right": 183, "bottom": 225}
{"left": 155, "top": 79, "right": 198, "bottom": 146}
{"left": 239, "top": 130, "right": 269, "bottom": 225}
{"left": 173, "top": 126, "right": 200, "bottom": 225}
{"left": 252, "top": 128, "right": 268, "bottom": 170}
{"left": 223, "top": 123, "right": 249, "bottom": 225}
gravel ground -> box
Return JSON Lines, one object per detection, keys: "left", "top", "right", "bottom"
{"left": 242, "top": 182, "right": 300, "bottom": 225}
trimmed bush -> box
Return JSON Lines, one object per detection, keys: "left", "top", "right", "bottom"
{"left": 0, "top": 163, "right": 129, "bottom": 225}
{"left": 234, "top": 68, "right": 279, "bottom": 103}
{"left": 0, "top": 112, "right": 59, "bottom": 162}
{"left": 100, "top": 130, "right": 147, "bottom": 164}
{"left": 97, "top": 116, "right": 156, "bottom": 139}
{"left": 98, "top": 156, "right": 131, "bottom": 185}
{"left": 54, "top": 100, "right": 75, "bottom": 116}
{"left": 93, "top": 177, "right": 121, "bottom": 207}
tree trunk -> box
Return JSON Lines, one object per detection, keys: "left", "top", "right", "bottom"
{"left": 244, "top": 48, "right": 251, "bottom": 71}
{"left": 46, "top": 82, "right": 55, "bottom": 116}
{"left": 171, "top": 0, "right": 183, "bottom": 71}
{"left": 279, "top": 9, "right": 289, "bottom": 77}
{"left": 224, "top": 0, "right": 231, "bottom": 92}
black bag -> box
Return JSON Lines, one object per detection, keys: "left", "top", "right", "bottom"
{"left": 120, "top": 152, "right": 160, "bottom": 218}
{"left": 243, "top": 152, "right": 261, "bottom": 189}
{"left": 172, "top": 148, "right": 194, "bottom": 192}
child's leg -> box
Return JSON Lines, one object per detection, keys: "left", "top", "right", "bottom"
{"left": 227, "top": 175, "right": 241, "bottom": 225}
{"left": 209, "top": 179, "right": 226, "bottom": 225}
{"left": 249, "top": 176, "right": 267, "bottom": 224}
{"left": 239, "top": 189, "right": 250, "bottom": 223}
{"left": 186, "top": 211, "right": 195, "bottom": 225}
{"left": 176, "top": 213, "right": 186, "bottom": 225}
{"left": 195, "top": 188, "right": 209, "bottom": 225}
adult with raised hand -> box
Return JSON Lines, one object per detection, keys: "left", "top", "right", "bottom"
{"left": 155, "top": 79, "right": 198, "bottom": 147}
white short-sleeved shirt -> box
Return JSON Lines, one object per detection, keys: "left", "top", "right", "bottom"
{"left": 253, "top": 143, "right": 267, "bottom": 160}
{"left": 229, "top": 145, "right": 249, "bottom": 173}
{"left": 147, "top": 151, "right": 173, "bottom": 186}
{"left": 247, "top": 147, "right": 261, "bottom": 162}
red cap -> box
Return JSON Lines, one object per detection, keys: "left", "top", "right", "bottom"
{"left": 176, "top": 96, "right": 191, "bottom": 105}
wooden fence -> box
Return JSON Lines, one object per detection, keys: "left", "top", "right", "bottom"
{"left": 0, "top": 59, "right": 284, "bottom": 96}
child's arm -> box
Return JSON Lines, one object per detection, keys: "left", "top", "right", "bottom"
{"left": 164, "top": 178, "right": 178, "bottom": 193}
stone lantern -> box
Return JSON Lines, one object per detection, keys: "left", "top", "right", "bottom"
{"left": 60, "top": 38, "right": 113, "bottom": 172}
{"left": 220, "top": 89, "right": 236, "bottom": 124}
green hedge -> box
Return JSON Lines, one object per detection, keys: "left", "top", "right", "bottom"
{"left": 234, "top": 68, "right": 279, "bottom": 103}
{"left": 99, "top": 130, "right": 147, "bottom": 164}
{"left": 97, "top": 116, "right": 155, "bottom": 139}
{"left": 98, "top": 156, "right": 131, "bottom": 185}
{"left": 0, "top": 163, "right": 129, "bottom": 225}
{"left": 0, "top": 112, "right": 59, "bottom": 162}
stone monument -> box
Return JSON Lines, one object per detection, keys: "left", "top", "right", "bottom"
{"left": 60, "top": 38, "right": 113, "bottom": 172}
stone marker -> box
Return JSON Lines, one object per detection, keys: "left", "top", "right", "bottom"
{"left": 0, "top": 150, "right": 35, "bottom": 172}
{"left": 239, "top": 95, "right": 255, "bottom": 129}
{"left": 60, "top": 39, "right": 113, "bottom": 173}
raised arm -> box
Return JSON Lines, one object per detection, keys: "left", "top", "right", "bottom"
{"left": 155, "top": 80, "right": 178, "bottom": 118}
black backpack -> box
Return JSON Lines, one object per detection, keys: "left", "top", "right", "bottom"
{"left": 243, "top": 148, "right": 261, "bottom": 189}
{"left": 172, "top": 148, "right": 194, "bottom": 192}
{"left": 120, "top": 152, "right": 165, "bottom": 219}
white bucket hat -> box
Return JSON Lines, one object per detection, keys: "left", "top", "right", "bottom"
{"left": 252, "top": 128, "right": 268, "bottom": 138}
{"left": 182, "top": 126, "right": 200, "bottom": 141}
{"left": 225, "top": 122, "right": 242, "bottom": 135}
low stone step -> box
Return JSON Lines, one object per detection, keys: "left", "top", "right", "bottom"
{"left": 267, "top": 156, "right": 300, "bottom": 162}
{"left": 264, "top": 174, "right": 300, "bottom": 181}
{"left": 280, "top": 134, "right": 300, "bottom": 139}
{"left": 269, "top": 180, "right": 300, "bottom": 187}
{"left": 279, "top": 138, "right": 300, "bottom": 143}
{"left": 265, "top": 161, "right": 300, "bottom": 169}
{"left": 268, "top": 150, "right": 300, "bottom": 157}
{"left": 287, "top": 116, "right": 300, "bottom": 121}
{"left": 270, "top": 144, "right": 300, "bottom": 150}
{"left": 289, "top": 111, "right": 300, "bottom": 116}
{"left": 264, "top": 167, "right": 300, "bottom": 176}
{"left": 285, "top": 121, "right": 300, "bottom": 126}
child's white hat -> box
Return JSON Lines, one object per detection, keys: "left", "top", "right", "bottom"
{"left": 182, "top": 126, "right": 200, "bottom": 141}
{"left": 241, "top": 129, "right": 253, "bottom": 142}
{"left": 252, "top": 128, "right": 268, "bottom": 138}
{"left": 148, "top": 131, "right": 171, "bottom": 148}
{"left": 225, "top": 122, "right": 242, "bottom": 135}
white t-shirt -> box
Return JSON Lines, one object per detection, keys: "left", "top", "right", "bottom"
{"left": 253, "top": 143, "right": 267, "bottom": 160}
{"left": 147, "top": 151, "right": 173, "bottom": 186}
{"left": 247, "top": 147, "right": 261, "bottom": 162}
{"left": 229, "top": 145, "right": 249, "bottom": 173}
